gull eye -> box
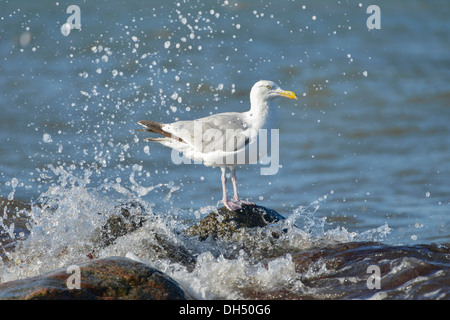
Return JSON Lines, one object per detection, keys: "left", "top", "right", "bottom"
{"left": 265, "top": 85, "right": 272, "bottom": 90}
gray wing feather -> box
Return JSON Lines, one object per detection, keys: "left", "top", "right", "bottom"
{"left": 164, "top": 112, "right": 251, "bottom": 153}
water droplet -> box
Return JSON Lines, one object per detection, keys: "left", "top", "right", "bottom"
{"left": 61, "top": 23, "right": 71, "bottom": 36}
{"left": 43, "top": 133, "right": 52, "bottom": 143}
{"left": 11, "top": 178, "right": 18, "bottom": 189}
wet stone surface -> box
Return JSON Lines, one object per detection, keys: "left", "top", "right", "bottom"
{"left": 1, "top": 199, "right": 449, "bottom": 300}
{"left": 185, "top": 204, "right": 286, "bottom": 240}
{"left": 0, "top": 256, "right": 191, "bottom": 300}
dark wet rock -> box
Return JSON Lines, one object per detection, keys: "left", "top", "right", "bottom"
{"left": 90, "top": 203, "right": 196, "bottom": 269}
{"left": 0, "top": 197, "right": 32, "bottom": 261}
{"left": 149, "top": 233, "right": 197, "bottom": 269}
{"left": 93, "top": 202, "right": 148, "bottom": 248}
{"left": 185, "top": 204, "right": 285, "bottom": 240}
{"left": 118, "top": 232, "right": 197, "bottom": 271}
{"left": 243, "top": 242, "right": 450, "bottom": 300}
{"left": 0, "top": 197, "right": 31, "bottom": 213}
{"left": 0, "top": 256, "right": 191, "bottom": 300}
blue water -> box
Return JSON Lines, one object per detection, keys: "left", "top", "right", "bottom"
{"left": 1, "top": 0, "right": 449, "bottom": 249}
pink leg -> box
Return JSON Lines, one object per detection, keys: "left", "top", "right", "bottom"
{"left": 221, "top": 167, "right": 241, "bottom": 211}
{"left": 231, "top": 168, "right": 255, "bottom": 206}
{"left": 231, "top": 168, "right": 240, "bottom": 202}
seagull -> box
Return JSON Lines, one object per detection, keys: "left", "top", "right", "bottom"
{"left": 137, "top": 80, "right": 297, "bottom": 211}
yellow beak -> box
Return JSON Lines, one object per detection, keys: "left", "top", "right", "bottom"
{"left": 278, "top": 90, "right": 298, "bottom": 100}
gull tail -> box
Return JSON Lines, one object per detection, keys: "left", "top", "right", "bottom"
{"left": 137, "top": 120, "right": 185, "bottom": 143}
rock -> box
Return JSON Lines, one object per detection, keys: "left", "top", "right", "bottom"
{"left": 0, "top": 197, "right": 32, "bottom": 261}
{"left": 91, "top": 202, "right": 196, "bottom": 269}
{"left": 0, "top": 256, "right": 191, "bottom": 300}
{"left": 240, "top": 242, "right": 450, "bottom": 300}
{"left": 0, "top": 197, "right": 31, "bottom": 213}
{"left": 148, "top": 233, "right": 197, "bottom": 269}
{"left": 185, "top": 204, "right": 285, "bottom": 240}
{"left": 93, "top": 203, "right": 148, "bottom": 248}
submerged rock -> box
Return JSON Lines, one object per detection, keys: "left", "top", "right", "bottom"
{"left": 0, "top": 256, "right": 191, "bottom": 300}
{"left": 242, "top": 242, "right": 450, "bottom": 300}
{"left": 0, "top": 197, "right": 31, "bottom": 213}
{"left": 93, "top": 202, "right": 148, "bottom": 248}
{"left": 0, "top": 197, "right": 32, "bottom": 261}
{"left": 91, "top": 202, "right": 196, "bottom": 269}
{"left": 185, "top": 204, "right": 285, "bottom": 240}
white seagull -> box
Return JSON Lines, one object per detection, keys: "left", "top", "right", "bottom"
{"left": 137, "top": 80, "right": 297, "bottom": 211}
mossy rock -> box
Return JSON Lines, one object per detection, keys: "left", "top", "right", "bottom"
{"left": 185, "top": 204, "right": 285, "bottom": 240}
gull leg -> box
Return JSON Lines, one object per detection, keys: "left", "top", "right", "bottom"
{"left": 231, "top": 168, "right": 240, "bottom": 202}
{"left": 221, "top": 167, "right": 241, "bottom": 211}
{"left": 231, "top": 168, "right": 255, "bottom": 206}
{"left": 221, "top": 167, "right": 228, "bottom": 205}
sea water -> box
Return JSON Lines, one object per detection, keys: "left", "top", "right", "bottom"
{"left": 0, "top": 0, "right": 449, "bottom": 299}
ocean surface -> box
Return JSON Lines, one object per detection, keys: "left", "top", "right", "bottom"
{"left": 0, "top": 0, "right": 449, "bottom": 299}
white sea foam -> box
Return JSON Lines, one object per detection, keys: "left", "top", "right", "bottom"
{"left": 0, "top": 166, "right": 392, "bottom": 298}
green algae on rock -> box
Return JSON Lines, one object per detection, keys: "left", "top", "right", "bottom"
{"left": 185, "top": 204, "right": 285, "bottom": 241}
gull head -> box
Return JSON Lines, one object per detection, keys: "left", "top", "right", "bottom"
{"left": 250, "top": 80, "right": 298, "bottom": 102}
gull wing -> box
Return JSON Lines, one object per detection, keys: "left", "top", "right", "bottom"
{"left": 163, "top": 112, "right": 251, "bottom": 154}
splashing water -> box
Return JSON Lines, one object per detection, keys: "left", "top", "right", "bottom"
{"left": 1, "top": 1, "right": 449, "bottom": 299}
{"left": 0, "top": 165, "right": 392, "bottom": 299}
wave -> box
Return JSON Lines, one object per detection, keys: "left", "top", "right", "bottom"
{"left": 0, "top": 165, "right": 405, "bottom": 300}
